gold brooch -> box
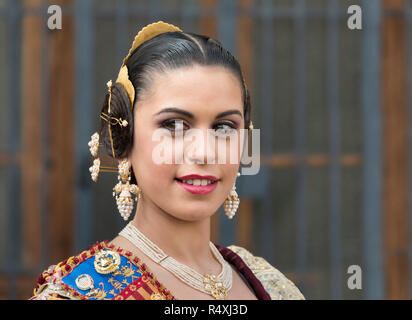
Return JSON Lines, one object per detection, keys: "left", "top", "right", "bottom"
{"left": 94, "top": 250, "right": 121, "bottom": 275}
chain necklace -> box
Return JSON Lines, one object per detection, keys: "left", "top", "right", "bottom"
{"left": 119, "top": 222, "right": 232, "bottom": 300}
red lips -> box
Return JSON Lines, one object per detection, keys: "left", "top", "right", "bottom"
{"left": 175, "top": 174, "right": 219, "bottom": 195}
{"left": 176, "top": 174, "right": 219, "bottom": 181}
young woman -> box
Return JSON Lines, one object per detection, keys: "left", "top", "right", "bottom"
{"left": 31, "top": 21, "right": 304, "bottom": 300}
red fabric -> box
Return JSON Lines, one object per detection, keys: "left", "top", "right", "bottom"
{"left": 214, "top": 244, "right": 272, "bottom": 300}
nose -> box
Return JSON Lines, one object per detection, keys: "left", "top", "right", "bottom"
{"left": 184, "top": 128, "right": 216, "bottom": 165}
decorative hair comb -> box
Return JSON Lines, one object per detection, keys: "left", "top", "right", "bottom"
{"left": 117, "top": 21, "right": 183, "bottom": 110}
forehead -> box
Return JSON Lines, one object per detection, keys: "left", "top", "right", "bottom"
{"left": 136, "top": 65, "right": 243, "bottom": 114}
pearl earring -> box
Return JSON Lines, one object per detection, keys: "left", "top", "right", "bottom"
{"left": 112, "top": 159, "right": 141, "bottom": 221}
{"left": 223, "top": 172, "right": 240, "bottom": 219}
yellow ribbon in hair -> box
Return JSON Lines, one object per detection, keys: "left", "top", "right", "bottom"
{"left": 115, "top": 21, "right": 183, "bottom": 109}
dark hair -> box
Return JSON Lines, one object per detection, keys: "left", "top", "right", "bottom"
{"left": 99, "top": 31, "right": 252, "bottom": 184}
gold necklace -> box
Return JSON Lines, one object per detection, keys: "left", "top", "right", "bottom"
{"left": 119, "top": 222, "right": 232, "bottom": 299}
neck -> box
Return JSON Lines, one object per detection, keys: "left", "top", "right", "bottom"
{"left": 128, "top": 196, "right": 217, "bottom": 271}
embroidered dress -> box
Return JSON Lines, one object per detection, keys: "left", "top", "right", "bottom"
{"left": 30, "top": 241, "right": 305, "bottom": 300}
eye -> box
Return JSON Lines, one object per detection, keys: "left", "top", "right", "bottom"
{"left": 160, "top": 119, "right": 189, "bottom": 132}
{"left": 212, "top": 122, "right": 237, "bottom": 136}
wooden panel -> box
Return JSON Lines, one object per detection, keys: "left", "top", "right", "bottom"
{"left": 200, "top": 0, "right": 217, "bottom": 39}
{"left": 264, "top": 153, "right": 362, "bottom": 168}
{"left": 19, "top": 0, "right": 75, "bottom": 299}
{"left": 16, "top": 276, "right": 37, "bottom": 299}
{"left": 21, "top": 0, "right": 42, "bottom": 267}
{"left": 48, "top": 0, "right": 75, "bottom": 264}
{"left": 382, "top": 0, "right": 409, "bottom": 299}
{"left": 0, "top": 276, "right": 9, "bottom": 299}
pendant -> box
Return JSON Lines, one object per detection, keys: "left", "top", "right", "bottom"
{"left": 203, "top": 274, "right": 227, "bottom": 300}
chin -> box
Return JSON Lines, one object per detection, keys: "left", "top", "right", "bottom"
{"left": 169, "top": 205, "right": 216, "bottom": 222}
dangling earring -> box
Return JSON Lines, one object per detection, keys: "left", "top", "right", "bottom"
{"left": 112, "top": 159, "right": 141, "bottom": 221}
{"left": 224, "top": 172, "right": 240, "bottom": 219}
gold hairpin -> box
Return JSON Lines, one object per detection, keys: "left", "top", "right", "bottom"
{"left": 106, "top": 80, "right": 116, "bottom": 160}
{"left": 100, "top": 112, "right": 129, "bottom": 128}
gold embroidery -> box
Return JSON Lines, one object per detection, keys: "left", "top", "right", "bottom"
{"left": 108, "top": 277, "right": 125, "bottom": 293}
{"left": 227, "top": 245, "right": 305, "bottom": 300}
{"left": 120, "top": 261, "right": 139, "bottom": 282}
{"left": 86, "top": 282, "right": 108, "bottom": 300}
{"left": 150, "top": 293, "right": 165, "bottom": 300}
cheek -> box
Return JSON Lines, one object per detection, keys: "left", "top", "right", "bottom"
{"left": 215, "top": 132, "right": 245, "bottom": 165}
{"left": 221, "top": 163, "right": 240, "bottom": 189}
{"left": 133, "top": 125, "right": 175, "bottom": 191}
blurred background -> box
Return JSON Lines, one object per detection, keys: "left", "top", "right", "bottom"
{"left": 0, "top": 0, "right": 410, "bottom": 300}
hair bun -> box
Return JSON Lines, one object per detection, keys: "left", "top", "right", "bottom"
{"left": 99, "top": 82, "right": 134, "bottom": 159}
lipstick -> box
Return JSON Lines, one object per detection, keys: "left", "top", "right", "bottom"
{"left": 175, "top": 174, "right": 219, "bottom": 195}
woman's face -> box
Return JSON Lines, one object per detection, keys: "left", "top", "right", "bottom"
{"left": 128, "top": 64, "right": 245, "bottom": 221}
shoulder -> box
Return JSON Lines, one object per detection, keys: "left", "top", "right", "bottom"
{"left": 30, "top": 241, "right": 174, "bottom": 300}
{"left": 227, "top": 245, "right": 305, "bottom": 300}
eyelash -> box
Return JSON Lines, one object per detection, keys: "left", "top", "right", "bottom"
{"left": 160, "top": 119, "right": 189, "bottom": 131}
{"left": 160, "top": 119, "right": 238, "bottom": 136}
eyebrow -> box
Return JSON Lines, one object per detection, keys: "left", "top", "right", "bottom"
{"left": 154, "top": 107, "right": 243, "bottom": 119}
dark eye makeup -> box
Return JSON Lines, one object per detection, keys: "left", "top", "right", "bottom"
{"left": 159, "top": 118, "right": 238, "bottom": 136}
{"left": 160, "top": 119, "right": 189, "bottom": 131}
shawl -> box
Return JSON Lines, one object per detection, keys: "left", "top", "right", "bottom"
{"left": 30, "top": 241, "right": 304, "bottom": 300}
